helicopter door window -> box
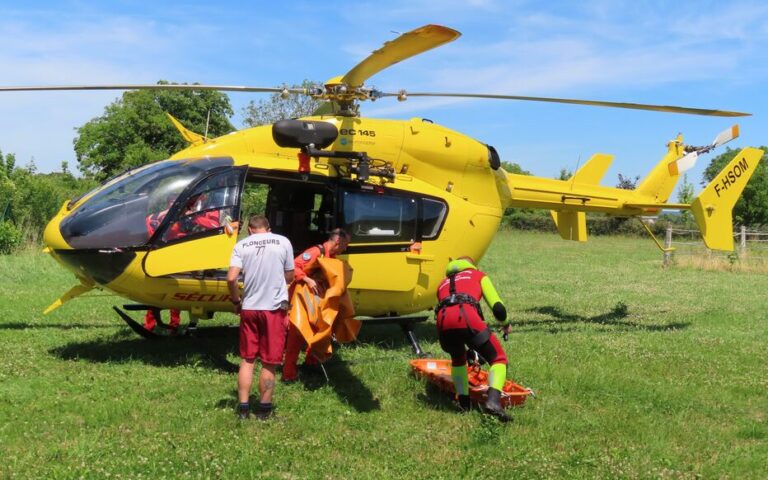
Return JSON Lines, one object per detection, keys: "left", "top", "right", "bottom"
{"left": 159, "top": 170, "right": 242, "bottom": 245}
{"left": 342, "top": 191, "right": 417, "bottom": 243}
{"left": 420, "top": 198, "right": 448, "bottom": 240}
{"left": 59, "top": 158, "right": 233, "bottom": 249}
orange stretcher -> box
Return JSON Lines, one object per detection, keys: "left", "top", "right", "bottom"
{"left": 290, "top": 257, "right": 360, "bottom": 362}
{"left": 410, "top": 358, "right": 534, "bottom": 408}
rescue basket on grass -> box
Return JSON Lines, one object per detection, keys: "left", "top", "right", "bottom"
{"left": 410, "top": 358, "right": 534, "bottom": 408}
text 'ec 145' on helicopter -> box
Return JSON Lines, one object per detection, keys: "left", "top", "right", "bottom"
{"left": 2, "top": 24, "right": 762, "bottom": 342}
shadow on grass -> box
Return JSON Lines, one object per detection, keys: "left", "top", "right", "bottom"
{"left": 293, "top": 357, "right": 382, "bottom": 413}
{"left": 0, "top": 322, "right": 120, "bottom": 330}
{"left": 414, "top": 376, "right": 457, "bottom": 412}
{"left": 52, "top": 326, "right": 382, "bottom": 413}
{"left": 353, "top": 321, "right": 438, "bottom": 355}
{"left": 517, "top": 302, "right": 690, "bottom": 333}
{"left": 49, "top": 326, "right": 240, "bottom": 373}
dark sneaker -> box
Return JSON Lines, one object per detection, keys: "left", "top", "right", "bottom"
{"left": 237, "top": 404, "right": 250, "bottom": 420}
{"left": 254, "top": 406, "right": 274, "bottom": 422}
{"left": 458, "top": 394, "right": 471, "bottom": 412}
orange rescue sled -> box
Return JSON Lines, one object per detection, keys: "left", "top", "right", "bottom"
{"left": 290, "top": 257, "right": 360, "bottom": 362}
{"left": 410, "top": 359, "right": 534, "bottom": 408}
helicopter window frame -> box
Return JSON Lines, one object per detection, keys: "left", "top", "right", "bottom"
{"left": 338, "top": 185, "right": 448, "bottom": 245}
{"left": 151, "top": 166, "right": 247, "bottom": 248}
{"left": 419, "top": 197, "right": 448, "bottom": 241}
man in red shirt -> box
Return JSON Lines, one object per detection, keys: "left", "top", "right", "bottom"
{"left": 436, "top": 256, "right": 512, "bottom": 422}
{"left": 282, "top": 228, "right": 350, "bottom": 382}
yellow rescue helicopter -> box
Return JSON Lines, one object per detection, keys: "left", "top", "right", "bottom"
{"left": 3, "top": 24, "right": 762, "bottom": 347}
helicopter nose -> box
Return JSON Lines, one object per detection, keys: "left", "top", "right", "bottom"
{"left": 43, "top": 211, "right": 72, "bottom": 251}
{"left": 43, "top": 211, "right": 137, "bottom": 286}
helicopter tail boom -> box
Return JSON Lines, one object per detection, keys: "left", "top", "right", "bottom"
{"left": 503, "top": 146, "right": 763, "bottom": 251}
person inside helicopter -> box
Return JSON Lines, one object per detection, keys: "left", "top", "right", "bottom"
{"left": 160, "top": 175, "right": 237, "bottom": 243}
{"left": 144, "top": 193, "right": 182, "bottom": 331}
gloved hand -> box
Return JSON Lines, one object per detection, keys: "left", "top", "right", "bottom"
{"left": 502, "top": 323, "right": 511, "bottom": 341}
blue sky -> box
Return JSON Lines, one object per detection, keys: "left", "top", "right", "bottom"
{"left": 1, "top": 0, "right": 767, "bottom": 194}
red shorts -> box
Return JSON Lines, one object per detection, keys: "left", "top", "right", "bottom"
{"left": 239, "top": 309, "right": 289, "bottom": 364}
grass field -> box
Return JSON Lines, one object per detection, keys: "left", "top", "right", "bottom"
{"left": 1, "top": 230, "right": 767, "bottom": 478}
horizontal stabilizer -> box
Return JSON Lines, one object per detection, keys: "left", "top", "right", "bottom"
{"left": 623, "top": 202, "right": 689, "bottom": 210}
{"left": 692, "top": 147, "right": 764, "bottom": 250}
{"left": 571, "top": 153, "right": 613, "bottom": 185}
{"left": 550, "top": 210, "right": 587, "bottom": 242}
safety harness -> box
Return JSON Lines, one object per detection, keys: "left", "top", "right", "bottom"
{"left": 436, "top": 272, "right": 491, "bottom": 349}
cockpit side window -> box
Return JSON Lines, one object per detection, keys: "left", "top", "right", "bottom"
{"left": 59, "top": 158, "right": 233, "bottom": 249}
{"left": 157, "top": 169, "right": 243, "bottom": 245}
{"left": 342, "top": 190, "right": 418, "bottom": 243}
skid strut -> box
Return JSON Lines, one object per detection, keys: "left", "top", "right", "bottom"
{"left": 113, "top": 305, "right": 189, "bottom": 339}
{"left": 362, "top": 315, "right": 430, "bottom": 357}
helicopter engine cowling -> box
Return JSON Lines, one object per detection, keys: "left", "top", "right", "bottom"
{"left": 272, "top": 119, "right": 338, "bottom": 149}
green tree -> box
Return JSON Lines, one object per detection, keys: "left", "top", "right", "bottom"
{"left": 677, "top": 174, "right": 695, "bottom": 224}
{"left": 616, "top": 173, "right": 640, "bottom": 190}
{"left": 702, "top": 147, "right": 768, "bottom": 226}
{"left": 558, "top": 168, "right": 573, "bottom": 181}
{"left": 0, "top": 151, "right": 16, "bottom": 221}
{"left": 74, "top": 81, "right": 235, "bottom": 179}
{"left": 0, "top": 147, "right": 98, "bottom": 252}
{"left": 242, "top": 80, "right": 323, "bottom": 127}
{"left": 500, "top": 161, "right": 531, "bottom": 175}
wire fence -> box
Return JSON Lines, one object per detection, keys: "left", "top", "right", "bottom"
{"left": 663, "top": 226, "right": 768, "bottom": 271}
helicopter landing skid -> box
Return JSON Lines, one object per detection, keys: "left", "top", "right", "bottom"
{"left": 112, "top": 306, "right": 185, "bottom": 339}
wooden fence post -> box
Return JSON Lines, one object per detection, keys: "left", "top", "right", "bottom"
{"left": 740, "top": 225, "right": 747, "bottom": 257}
{"left": 663, "top": 226, "right": 672, "bottom": 267}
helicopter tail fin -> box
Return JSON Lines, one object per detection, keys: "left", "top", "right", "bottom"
{"left": 570, "top": 153, "right": 614, "bottom": 185}
{"left": 549, "top": 153, "right": 613, "bottom": 242}
{"left": 167, "top": 113, "right": 207, "bottom": 146}
{"left": 635, "top": 134, "right": 687, "bottom": 203}
{"left": 691, "top": 147, "right": 763, "bottom": 251}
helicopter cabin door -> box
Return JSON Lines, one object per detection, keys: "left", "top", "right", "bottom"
{"left": 143, "top": 168, "right": 245, "bottom": 277}
{"left": 340, "top": 187, "right": 422, "bottom": 293}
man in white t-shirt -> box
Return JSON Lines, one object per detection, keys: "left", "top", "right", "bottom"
{"left": 227, "top": 215, "right": 294, "bottom": 420}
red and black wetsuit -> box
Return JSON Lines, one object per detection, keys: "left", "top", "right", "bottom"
{"left": 436, "top": 268, "right": 507, "bottom": 367}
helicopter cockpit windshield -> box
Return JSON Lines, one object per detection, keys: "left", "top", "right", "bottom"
{"left": 59, "top": 157, "right": 234, "bottom": 249}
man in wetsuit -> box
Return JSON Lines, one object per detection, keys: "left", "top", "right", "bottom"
{"left": 435, "top": 256, "right": 512, "bottom": 422}
{"left": 282, "top": 228, "right": 350, "bottom": 382}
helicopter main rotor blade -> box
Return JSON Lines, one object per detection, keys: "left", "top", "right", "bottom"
{"left": 384, "top": 92, "right": 750, "bottom": 117}
{"left": 0, "top": 84, "right": 305, "bottom": 94}
{"left": 341, "top": 24, "right": 460, "bottom": 89}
